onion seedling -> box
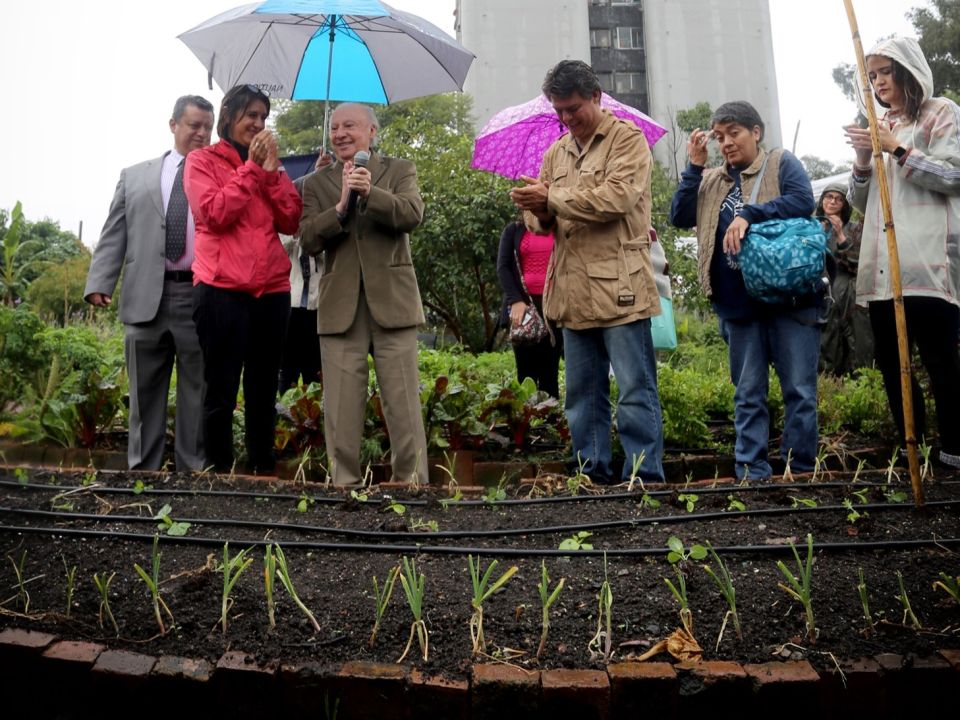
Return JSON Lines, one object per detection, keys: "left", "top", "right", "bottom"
{"left": 397, "top": 556, "right": 428, "bottom": 662}
{"left": 273, "top": 544, "right": 321, "bottom": 633}
{"left": 587, "top": 554, "right": 613, "bottom": 664}
{"left": 7, "top": 550, "right": 29, "bottom": 612}
{"left": 369, "top": 565, "right": 400, "bottom": 648}
{"left": 663, "top": 565, "right": 694, "bottom": 637}
{"left": 468, "top": 555, "right": 519, "bottom": 656}
{"left": 264, "top": 544, "right": 276, "bottom": 629}
{"left": 133, "top": 535, "right": 174, "bottom": 635}
{"left": 219, "top": 543, "right": 254, "bottom": 634}
{"left": 536, "top": 561, "right": 565, "bottom": 660}
{"left": 625, "top": 451, "right": 646, "bottom": 493}
{"left": 856, "top": 567, "right": 874, "bottom": 637}
{"left": 702, "top": 542, "right": 741, "bottom": 646}
{"left": 63, "top": 556, "right": 77, "bottom": 619}
{"left": 895, "top": 571, "right": 921, "bottom": 629}
{"left": 932, "top": 572, "right": 960, "bottom": 604}
{"left": 776, "top": 534, "right": 817, "bottom": 642}
{"left": 92, "top": 571, "right": 119, "bottom": 636}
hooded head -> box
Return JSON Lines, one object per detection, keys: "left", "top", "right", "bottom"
{"left": 856, "top": 37, "right": 933, "bottom": 122}
{"left": 817, "top": 183, "right": 852, "bottom": 224}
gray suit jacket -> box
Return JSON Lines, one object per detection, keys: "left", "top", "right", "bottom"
{"left": 85, "top": 152, "right": 174, "bottom": 325}
{"left": 299, "top": 153, "right": 425, "bottom": 334}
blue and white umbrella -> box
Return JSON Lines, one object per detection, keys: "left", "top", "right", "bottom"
{"left": 179, "top": 0, "right": 474, "bottom": 105}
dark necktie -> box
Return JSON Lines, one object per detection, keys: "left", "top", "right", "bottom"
{"left": 299, "top": 252, "right": 311, "bottom": 308}
{"left": 165, "top": 159, "right": 189, "bottom": 261}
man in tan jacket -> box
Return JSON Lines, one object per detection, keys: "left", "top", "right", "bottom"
{"left": 511, "top": 60, "right": 664, "bottom": 483}
{"left": 299, "top": 103, "right": 428, "bottom": 486}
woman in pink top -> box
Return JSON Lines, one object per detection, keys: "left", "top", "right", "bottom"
{"left": 496, "top": 220, "right": 563, "bottom": 397}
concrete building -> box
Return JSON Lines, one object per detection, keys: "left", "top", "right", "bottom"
{"left": 456, "top": 0, "right": 782, "bottom": 174}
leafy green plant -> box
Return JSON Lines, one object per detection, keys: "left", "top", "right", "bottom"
{"left": 536, "top": 561, "right": 565, "bottom": 660}
{"left": 776, "top": 534, "right": 817, "bottom": 641}
{"left": 851, "top": 488, "right": 869, "bottom": 504}
{"left": 482, "top": 475, "right": 508, "bottom": 505}
{"left": 369, "top": 565, "right": 401, "bottom": 648}
{"left": 558, "top": 531, "right": 594, "bottom": 551}
{"left": 895, "top": 571, "right": 921, "bottom": 629}
{"left": 439, "top": 480, "right": 463, "bottom": 509}
{"left": 932, "top": 572, "right": 960, "bottom": 605}
{"left": 702, "top": 543, "right": 741, "bottom": 645}
{"left": 7, "top": 550, "right": 29, "bottom": 612}
{"left": 382, "top": 497, "right": 407, "bottom": 516}
{"left": 154, "top": 503, "right": 190, "bottom": 537}
{"left": 639, "top": 492, "right": 661, "bottom": 510}
{"left": 884, "top": 488, "right": 908, "bottom": 503}
{"left": 296, "top": 492, "right": 314, "bottom": 513}
{"left": 219, "top": 543, "right": 254, "bottom": 634}
{"left": 789, "top": 496, "right": 818, "bottom": 509}
{"left": 273, "top": 544, "right": 321, "bottom": 633}
{"left": 677, "top": 493, "right": 698, "bottom": 512}
{"left": 132, "top": 478, "right": 152, "bottom": 495}
{"left": 92, "top": 571, "right": 118, "bottom": 635}
{"left": 666, "top": 536, "right": 707, "bottom": 565}
{"left": 725, "top": 494, "right": 745, "bottom": 512}
{"left": 842, "top": 499, "right": 867, "bottom": 524}
{"left": 63, "top": 556, "right": 77, "bottom": 619}
{"left": 409, "top": 517, "right": 439, "bottom": 533}
{"left": 587, "top": 554, "right": 613, "bottom": 664}
{"left": 133, "top": 535, "right": 174, "bottom": 635}
{"left": 856, "top": 567, "right": 874, "bottom": 637}
{"left": 397, "top": 557, "right": 428, "bottom": 663}
{"left": 468, "top": 555, "right": 519, "bottom": 656}
{"left": 14, "top": 468, "right": 28, "bottom": 486}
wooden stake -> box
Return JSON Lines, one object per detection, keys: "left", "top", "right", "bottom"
{"left": 842, "top": 0, "right": 924, "bottom": 506}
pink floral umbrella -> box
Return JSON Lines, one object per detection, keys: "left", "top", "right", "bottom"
{"left": 472, "top": 92, "right": 667, "bottom": 180}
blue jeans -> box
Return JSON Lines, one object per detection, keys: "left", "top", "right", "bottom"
{"left": 719, "top": 309, "right": 820, "bottom": 480}
{"left": 563, "top": 319, "right": 664, "bottom": 482}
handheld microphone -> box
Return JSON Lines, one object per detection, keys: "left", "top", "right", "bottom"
{"left": 346, "top": 150, "right": 370, "bottom": 214}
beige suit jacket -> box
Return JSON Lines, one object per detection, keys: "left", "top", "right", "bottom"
{"left": 299, "top": 152, "right": 425, "bottom": 334}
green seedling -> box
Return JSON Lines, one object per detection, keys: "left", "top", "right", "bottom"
{"left": 842, "top": 499, "right": 868, "bottom": 524}
{"left": 790, "top": 496, "right": 818, "bottom": 509}
{"left": 536, "top": 561, "right": 565, "bottom": 660}
{"left": 296, "top": 493, "right": 313, "bottom": 513}
{"left": 812, "top": 445, "right": 830, "bottom": 480}
{"left": 63, "top": 556, "right": 77, "bottom": 619}
{"left": 626, "top": 451, "right": 646, "bottom": 493}
{"left": 895, "top": 571, "right": 921, "bottom": 629}
{"left": 439, "top": 479, "right": 463, "bottom": 509}
{"left": 852, "top": 458, "right": 867, "bottom": 483}
{"left": 884, "top": 488, "right": 908, "bottom": 503}
{"left": 726, "top": 494, "right": 746, "bottom": 512}
{"left": 132, "top": 479, "right": 152, "bottom": 495}
{"left": 349, "top": 488, "right": 370, "bottom": 503}
{"left": 702, "top": 542, "right": 742, "bottom": 645}
{"left": 483, "top": 475, "right": 508, "bottom": 505}
{"left": 468, "top": 555, "right": 519, "bottom": 656}
{"left": 383, "top": 497, "right": 406, "bottom": 516}
{"left": 919, "top": 438, "right": 933, "bottom": 480}
{"left": 410, "top": 517, "right": 439, "bottom": 533}
{"left": 587, "top": 554, "right": 613, "bottom": 664}
{"left": 14, "top": 468, "right": 28, "bottom": 485}
{"left": 434, "top": 451, "right": 460, "bottom": 485}
{"left": 558, "top": 531, "right": 594, "bottom": 551}
{"left": 7, "top": 550, "right": 29, "bottom": 613}
{"left": 397, "top": 556, "right": 428, "bottom": 663}
{"left": 677, "top": 493, "right": 698, "bottom": 512}
{"left": 776, "top": 534, "right": 817, "bottom": 642}
{"left": 886, "top": 446, "right": 901, "bottom": 485}
{"left": 133, "top": 535, "right": 174, "bottom": 635}
{"left": 273, "top": 544, "right": 321, "bottom": 633}
{"left": 369, "top": 565, "right": 401, "bottom": 648}
{"left": 663, "top": 565, "right": 694, "bottom": 637}
{"left": 92, "top": 571, "right": 119, "bottom": 635}
{"left": 856, "top": 567, "right": 874, "bottom": 637}
{"left": 81, "top": 469, "right": 97, "bottom": 487}
{"left": 932, "top": 572, "right": 960, "bottom": 605}
{"left": 264, "top": 544, "right": 277, "bottom": 629}
{"left": 851, "top": 488, "right": 870, "bottom": 504}
{"left": 219, "top": 543, "right": 254, "bottom": 634}
{"left": 639, "top": 492, "right": 661, "bottom": 510}
{"left": 666, "top": 536, "right": 707, "bottom": 565}
{"left": 154, "top": 503, "right": 191, "bottom": 536}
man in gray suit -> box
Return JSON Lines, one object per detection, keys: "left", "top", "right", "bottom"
{"left": 299, "top": 103, "right": 429, "bottom": 486}
{"left": 84, "top": 95, "right": 214, "bottom": 471}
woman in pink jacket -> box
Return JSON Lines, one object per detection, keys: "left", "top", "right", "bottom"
{"left": 185, "top": 84, "right": 302, "bottom": 473}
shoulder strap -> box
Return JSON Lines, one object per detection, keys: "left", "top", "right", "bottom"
{"left": 747, "top": 152, "right": 771, "bottom": 205}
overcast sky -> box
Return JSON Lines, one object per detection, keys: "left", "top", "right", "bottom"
{"left": 0, "top": 0, "right": 921, "bottom": 246}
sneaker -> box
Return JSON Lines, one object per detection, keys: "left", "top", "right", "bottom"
{"left": 939, "top": 450, "right": 960, "bottom": 469}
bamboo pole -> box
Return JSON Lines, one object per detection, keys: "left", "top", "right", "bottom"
{"left": 842, "top": 0, "right": 924, "bottom": 506}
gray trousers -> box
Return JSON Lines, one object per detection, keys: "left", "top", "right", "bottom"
{"left": 124, "top": 279, "right": 205, "bottom": 470}
{"left": 320, "top": 293, "right": 428, "bottom": 486}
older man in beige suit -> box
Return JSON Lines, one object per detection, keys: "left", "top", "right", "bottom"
{"left": 299, "top": 103, "right": 428, "bottom": 486}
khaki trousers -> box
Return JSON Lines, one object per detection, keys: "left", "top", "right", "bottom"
{"left": 320, "top": 293, "right": 428, "bottom": 485}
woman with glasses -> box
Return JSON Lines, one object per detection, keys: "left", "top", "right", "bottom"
{"left": 185, "top": 84, "right": 302, "bottom": 473}
{"left": 844, "top": 37, "right": 960, "bottom": 469}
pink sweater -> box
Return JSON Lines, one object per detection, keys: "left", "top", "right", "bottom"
{"left": 519, "top": 229, "right": 554, "bottom": 295}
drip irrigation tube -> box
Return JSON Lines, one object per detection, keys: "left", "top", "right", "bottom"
{"left": 1, "top": 521, "right": 957, "bottom": 558}
{"left": 1, "top": 499, "right": 956, "bottom": 541}
{"left": 3, "top": 478, "right": 952, "bottom": 508}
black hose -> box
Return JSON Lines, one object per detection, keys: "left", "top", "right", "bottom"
{"left": 1, "top": 522, "right": 957, "bottom": 557}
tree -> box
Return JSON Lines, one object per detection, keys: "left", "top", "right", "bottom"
{"left": 800, "top": 154, "right": 852, "bottom": 181}
{"left": 909, "top": 0, "right": 959, "bottom": 97}
{"left": 273, "top": 99, "right": 326, "bottom": 155}
{"left": 27, "top": 254, "right": 91, "bottom": 326}
{"left": 663, "top": 102, "right": 714, "bottom": 178}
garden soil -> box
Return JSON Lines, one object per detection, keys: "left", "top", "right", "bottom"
{"left": 1, "top": 467, "right": 958, "bottom": 678}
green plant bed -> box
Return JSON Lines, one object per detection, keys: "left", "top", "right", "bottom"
{"left": 1, "top": 466, "right": 958, "bottom": 686}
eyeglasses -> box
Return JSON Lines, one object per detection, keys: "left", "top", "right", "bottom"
{"left": 245, "top": 84, "right": 270, "bottom": 98}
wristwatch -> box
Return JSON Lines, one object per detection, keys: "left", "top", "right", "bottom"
{"left": 892, "top": 146, "right": 908, "bottom": 160}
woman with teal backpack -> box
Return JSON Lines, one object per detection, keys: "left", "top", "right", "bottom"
{"left": 669, "top": 101, "right": 819, "bottom": 481}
